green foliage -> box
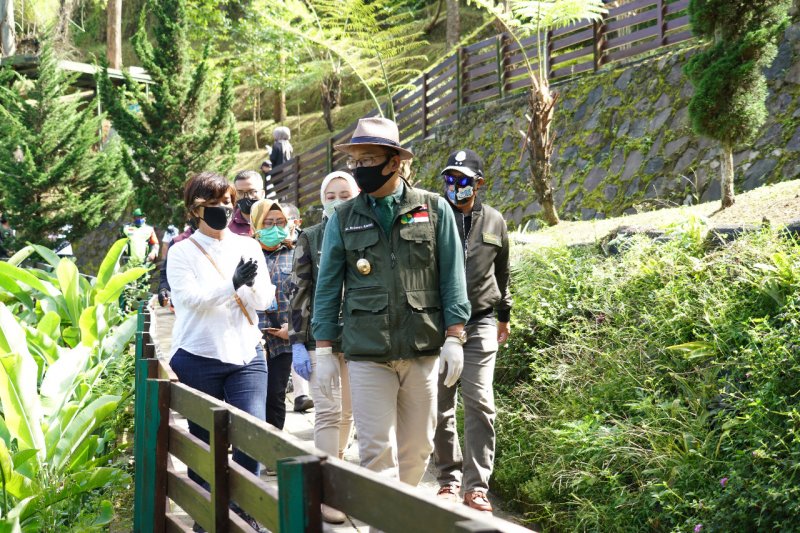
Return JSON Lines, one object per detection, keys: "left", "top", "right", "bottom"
{"left": 495, "top": 229, "right": 800, "bottom": 531}
{"left": 258, "top": 0, "right": 429, "bottom": 117}
{"left": 98, "top": 0, "right": 239, "bottom": 225}
{"left": 684, "top": 0, "right": 791, "bottom": 147}
{"left": 0, "top": 37, "right": 133, "bottom": 246}
{"left": 0, "top": 241, "right": 144, "bottom": 530}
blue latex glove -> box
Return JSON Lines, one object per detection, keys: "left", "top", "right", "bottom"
{"left": 292, "top": 343, "right": 312, "bottom": 380}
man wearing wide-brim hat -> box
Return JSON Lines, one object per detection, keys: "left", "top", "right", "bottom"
{"left": 312, "top": 117, "right": 471, "bottom": 487}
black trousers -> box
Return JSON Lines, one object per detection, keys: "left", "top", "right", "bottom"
{"left": 266, "top": 350, "right": 293, "bottom": 430}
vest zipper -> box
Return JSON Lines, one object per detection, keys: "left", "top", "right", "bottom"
{"left": 391, "top": 251, "right": 396, "bottom": 268}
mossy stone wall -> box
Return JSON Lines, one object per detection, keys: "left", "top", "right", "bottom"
{"left": 410, "top": 23, "right": 800, "bottom": 229}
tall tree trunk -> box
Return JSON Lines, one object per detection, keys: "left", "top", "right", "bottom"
{"left": 0, "top": 0, "right": 16, "bottom": 57}
{"left": 273, "top": 51, "right": 287, "bottom": 122}
{"left": 525, "top": 76, "right": 560, "bottom": 226}
{"left": 273, "top": 89, "right": 286, "bottom": 123}
{"left": 106, "top": 0, "right": 122, "bottom": 69}
{"left": 252, "top": 92, "right": 260, "bottom": 149}
{"left": 720, "top": 144, "right": 735, "bottom": 208}
{"left": 445, "top": 0, "right": 460, "bottom": 49}
{"left": 320, "top": 73, "right": 341, "bottom": 132}
{"left": 55, "top": 0, "right": 77, "bottom": 47}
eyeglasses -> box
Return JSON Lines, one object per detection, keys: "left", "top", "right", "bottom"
{"left": 262, "top": 219, "right": 287, "bottom": 229}
{"left": 346, "top": 155, "right": 388, "bottom": 170}
{"left": 444, "top": 174, "right": 472, "bottom": 187}
{"left": 236, "top": 189, "right": 263, "bottom": 200}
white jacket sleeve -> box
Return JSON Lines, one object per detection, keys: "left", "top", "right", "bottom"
{"left": 167, "top": 241, "right": 237, "bottom": 309}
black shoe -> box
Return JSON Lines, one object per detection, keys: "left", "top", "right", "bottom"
{"left": 293, "top": 395, "right": 314, "bottom": 412}
{"left": 240, "top": 512, "right": 268, "bottom": 532}
{"left": 192, "top": 522, "right": 206, "bottom": 533}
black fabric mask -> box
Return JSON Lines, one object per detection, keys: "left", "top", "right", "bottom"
{"left": 237, "top": 198, "right": 255, "bottom": 215}
{"left": 201, "top": 206, "right": 233, "bottom": 230}
{"left": 354, "top": 159, "right": 393, "bottom": 194}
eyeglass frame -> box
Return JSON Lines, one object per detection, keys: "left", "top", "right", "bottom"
{"left": 345, "top": 154, "right": 392, "bottom": 170}
{"left": 235, "top": 188, "right": 264, "bottom": 200}
{"left": 261, "top": 218, "right": 288, "bottom": 229}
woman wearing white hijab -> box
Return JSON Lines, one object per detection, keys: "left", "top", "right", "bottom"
{"left": 288, "top": 171, "right": 359, "bottom": 524}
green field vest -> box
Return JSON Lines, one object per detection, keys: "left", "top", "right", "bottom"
{"left": 336, "top": 186, "right": 445, "bottom": 361}
{"left": 303, "top": 220, "right": 342, "bottom": 353}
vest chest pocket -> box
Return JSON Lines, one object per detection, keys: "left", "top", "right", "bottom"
{"left": 399, "top": 223, "right": 434, "bottom": 269}
{"left": 342, "top": 290, "right": 390, "bottom": 356}
{"left": 406, "top": 289, "right": 445, "bottom": 352}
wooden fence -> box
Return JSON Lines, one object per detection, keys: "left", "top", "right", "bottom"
{"left": 265, "top": 0, "right": 693, "bottom": 211}
{"left": 133, "top": 304, "right": 536, "bottom": 532}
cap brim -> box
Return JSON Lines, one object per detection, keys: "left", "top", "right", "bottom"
{"left": 334, "top": 142, "right": 414, "bottom": 161}
{"left": 440, "top": 165, "right": 480, "bottom": 178}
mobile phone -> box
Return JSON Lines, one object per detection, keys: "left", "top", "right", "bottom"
{"left": 265, "top": 313, "right": 282, "bottom": 329}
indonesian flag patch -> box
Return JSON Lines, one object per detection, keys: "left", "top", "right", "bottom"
{"left": 401, "top": 204, "right": 430, "bottom": 224}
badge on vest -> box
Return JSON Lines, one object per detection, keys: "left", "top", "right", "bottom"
{"left": 344, "top": 222, "right": 376, "bottom": 233}
{"left": 356, "top": 258, "right": 372, "bottom": 275}
{"left": 482, "top": 232, "right": 502, "bottom": 246}
{"left": 400, "top": 204, "right": 429, "bottom": 225}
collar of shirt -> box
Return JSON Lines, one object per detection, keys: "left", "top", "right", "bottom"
{"left": 192, "top": 228, "right": 231, "bottom": 251}
{"left": 368, "top": 182, "right": 404, "bottom": 208}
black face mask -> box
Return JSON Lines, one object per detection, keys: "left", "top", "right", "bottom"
{"left": 201, "top": 205, "right": 233, "bottom": 230}
{"left": 237, "top": 198, "right": 255, "bottom": 215}
{"left": 354, "top": 159, "right": 393, "bottom": 194}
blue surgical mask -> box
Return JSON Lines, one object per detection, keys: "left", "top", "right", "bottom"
{"left": 256, "top": 225, "right": 289, "bottom": 247}
{"left": 323, "top": 199, "right": 345, "bottom": 218}
{"left": 134, "top": 217, "right": 145, "bottom": 227}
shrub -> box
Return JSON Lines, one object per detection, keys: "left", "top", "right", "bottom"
{"left": 494, "top": 228, "right": 800, "bottom": 531}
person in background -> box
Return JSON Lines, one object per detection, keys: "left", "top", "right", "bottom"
{"left": 433, "top": 149, "right": 512, "bottom": 513}
{"left": 167, "top": 171, "right": 272, "bottom": 532}
{"left": 312, "top": 117, "right": 471, "bottom": 488}
{"left": 229, "top": 170, "right": 265, "bottom": 237}
{"left": 250, "top": 199, "right": 299, "bottom": 430}
{"left": 122, "top": 208, "right": 159, "bottom": 265}
{"left": 157, "top": 221, "right": 195, "bottom": 309}
{"left": 289, "top": 170, "right": 359, "bottom": 524}
{"left": 0, "top": 214, "right": 15, "bottom": 257}
{"left": 269, "top": 126, "right": 294, "bottom": 169}
{"left": 160, "top": 224, "right": 180, "bottom": 261}
{"left": 260, "top": 157, "right": 272, "bottom": 179}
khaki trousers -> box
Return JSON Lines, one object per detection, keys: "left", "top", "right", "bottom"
{"left": 308, "top": 350, "right": 353, "bottom": 458}
{"left": 347, "top": 356, "right": 438, "bottom": 486}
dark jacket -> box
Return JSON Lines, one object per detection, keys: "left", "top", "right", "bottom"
{"left": 259, "top": 244, "right": 294, "bottom": 358}
{"left": 449, "top": 198, "right": 512, "bottom": 323}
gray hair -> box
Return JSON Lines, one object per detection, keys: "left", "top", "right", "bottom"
{"left": 282, "top": 202, "right": 300, "bottom": 220}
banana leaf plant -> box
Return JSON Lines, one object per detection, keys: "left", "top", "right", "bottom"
{"left": 0, "top": 240, "right": 145, "bottom": 530}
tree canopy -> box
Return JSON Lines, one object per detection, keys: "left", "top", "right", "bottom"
{"left": 98, "top": 0, "right": 239, "bottom": 225}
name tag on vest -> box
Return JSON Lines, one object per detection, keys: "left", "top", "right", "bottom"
{"left": 482, "top": 232, "right": 502, "bottom": 246}
{"left": 344, "top": 222, "right": 376, "bottom": 233}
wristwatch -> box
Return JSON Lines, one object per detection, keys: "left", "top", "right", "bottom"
{"left": 446, "top": 330, "right": 467, "bottom": 345}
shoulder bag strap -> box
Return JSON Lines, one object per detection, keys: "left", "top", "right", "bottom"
{"left": 189, "top": 237, "right": 254, "bottom": 325}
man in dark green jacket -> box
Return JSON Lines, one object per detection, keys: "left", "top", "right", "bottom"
{"left": 433, "top": 149, "right": 512, "bottom": 513}
{"left": 312, "top": 117, "right": 471, "bottom": 487}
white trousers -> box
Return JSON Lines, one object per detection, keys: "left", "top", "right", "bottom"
{"left": 308, "top": 350, "right": 354, "bottom": 458}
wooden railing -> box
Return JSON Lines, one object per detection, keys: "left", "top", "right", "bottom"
{"left": 133, "top": 304, "right": 535, "bottom": 532}
{"left": 265, "top": 0, "right": 693, "bottom": 211}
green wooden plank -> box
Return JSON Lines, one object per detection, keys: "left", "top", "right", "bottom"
{"left": 137, "top": 378, "right": 169, "bottom": 533}
{"left": 278, "top": 456, "right": 322, "bottom": 533}
{"left": 229, "top": 462, "right": 280, "bottom": 532}
{"left": 209, "top": 408, "right": 230, "bottom": 532}
{"left": 133, "top": 358, "right": 148, "bottom": 532}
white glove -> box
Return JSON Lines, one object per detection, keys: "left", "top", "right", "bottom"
{"left": 315, "top": 347, "right": 339, "bottom": 401}
{"left": 439, "top": 337, "right": 464, "bottom": 388}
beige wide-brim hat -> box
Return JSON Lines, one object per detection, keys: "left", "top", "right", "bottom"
{"left": 334, "top": 117, "right": 414, "bottom": 160}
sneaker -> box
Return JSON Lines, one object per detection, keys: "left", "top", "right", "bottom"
{"left": 293, "top": 395, "right": 314, "bottom": 412}
{"left": 436, "top": 483, "right": 460, "bottom": 503}
{"left": 463, "top": 490, "right": 493, "bottom": 513}
{"left": 321, "top": 503, "right": 347, "bottom": 524}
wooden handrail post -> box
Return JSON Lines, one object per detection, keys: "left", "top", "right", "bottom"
{"left": 546, "top": 29, "right": 553, "bottom": 81}
{"left": 134, "top": 378, "right": 170, "bottom": 533}
{"left": 278, "top": 455, "right": 323, "bottom": 533}
{"left": 420, "top": 71, "right": 428, "bottom": 138}
{"left": 326, "top": 137, "right": 333, "bottom": 174}
{"left": 456, "top": 46, "right": 464, "bottom": 117}
{"left": 293, "top": 157, "right": 301, "bottom": 206}
{"left": 210, "top": 407, "right": 231, "bottom": 533}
